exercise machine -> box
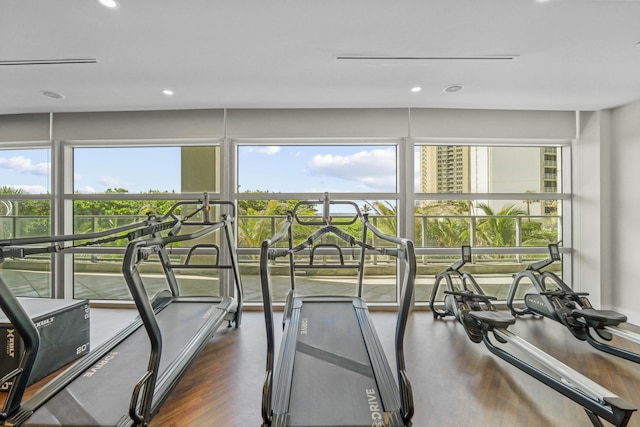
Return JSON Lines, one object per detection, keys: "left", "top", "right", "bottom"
{"left": 429, "top": 246, "right": 499, "bottom": 343}
{"left": 432, "top": 246, "right": 636, "bottom": 427}
{"left": 0, "top": 195, "right": 243, "bottom": 426}
{"left": 260, "top": 194, "right": 415, "bottom": 427}
{"left": 506, "top": 243, "right": 640, "bottom": 364}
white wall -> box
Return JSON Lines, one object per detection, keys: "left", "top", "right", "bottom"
{"left": 573, "top": 111, "right": 611, "bottom": 308}
{"left": 610, "top": 100, "right": 640, "bottom": 323}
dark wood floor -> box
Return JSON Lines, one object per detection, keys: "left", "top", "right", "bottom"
{"left": 147, "top": 310, "right": 640, "bottom": 427}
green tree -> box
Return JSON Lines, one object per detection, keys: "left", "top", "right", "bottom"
{"left": 414, "top": 200, "right": 472, "bottom": 247}
{"left": 362, "top": 200, "right": 396, "bottom": 238}
{"left": 236, "top": 194, "right": 317, "bottom": 248}
{"left": 425, "top": 217, "right": 470, "bottom": 247}
{"left": 1, "top": 187, "right": 51, "bottom": 238}
{"left": 475, "top": 203, "right": 526, "bottom": 247}
{"left": 522, "top": 190, "right": 540, "bottom": 220}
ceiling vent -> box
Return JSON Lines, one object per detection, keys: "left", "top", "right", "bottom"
{"left": 335, "top": 54, "right": 519, "bottom": 61}
{"left": 0, "top": 58, "right": 97, "bottom": 66}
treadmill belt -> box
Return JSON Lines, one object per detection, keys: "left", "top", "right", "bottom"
{"left": 287, "top": 301, "right": 384, "bottom": 427}
{"left": 24, "top": 301, "right": 221, "bottom": 427}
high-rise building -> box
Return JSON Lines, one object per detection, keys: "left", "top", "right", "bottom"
{"left": 419, "top": 146, "right": 471, "bottom": 193}
{"left": 419, "top": 145, "right": 560, "bottom": 214}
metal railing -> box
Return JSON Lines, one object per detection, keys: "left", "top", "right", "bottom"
{"left": 1, "top": 213, "right": 561, "bottom": 252}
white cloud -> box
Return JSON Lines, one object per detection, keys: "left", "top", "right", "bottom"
{"left": 257, "top": 146, "right": 281, "bottom": 155}
{"left": 77, "top": 185, "right": 96, "bottom": 194}
{"left": 244, "top": 146, "right": 281, "bottom": 155}
{"left": 0, "top": 156, "right": 50, "bottom": 176}
{"left": 8, "top": 184, "right": 48, "bottom": 194}
{"left": 307, "top": 148, "right": 396, "bottom": 191}
{"left": 98, "top": 176, "right": 120, "bottom": 187}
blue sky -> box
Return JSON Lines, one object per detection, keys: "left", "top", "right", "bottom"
{"left": 238, "top": 145, "right": 397, "bottom": 193}
{"left": 0, "top": 145, "right": 399, "bottom": 194}
{"left": 0, "top": 149, "right": 51, "bottom": 194}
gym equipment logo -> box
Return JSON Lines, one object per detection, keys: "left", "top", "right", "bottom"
{"left": 6, "top": 328, "right": 15, "bottom": 358}
{"left": 83, "top": 351, "right": 119, "bottom": 378}
{"left": 34, "top": 316, "right": 55, "bottom": 329}
{"left": 300, "top": 318, "right": 309, "bottom": 335}
{"left": 365, "top": 388, "right": 386, "bottom": 426}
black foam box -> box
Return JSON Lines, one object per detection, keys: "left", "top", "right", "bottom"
{"left": 1, "top": 298, "right": 90, "bottom": 390}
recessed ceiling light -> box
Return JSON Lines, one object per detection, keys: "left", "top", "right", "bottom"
{"left": 40, "top": 90, "right": 65, "bottom": 99}
{"left": 162, "top": 89, "right": 174, "bottom": 96}
{"left": 444, "top": 84, "right": 464, "bottom": 93}
{"left": 411, "top": 86, "right": 422, "bottom": 93}
{"left": 98, "top": 0, "right": 119, "bottom": 8}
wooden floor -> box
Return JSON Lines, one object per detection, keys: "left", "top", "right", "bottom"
{"left": 6, "top": 309, "right": 640, "bottom": 426}
{"left": 146, "top": 310, "right": 640, "bottom": 427}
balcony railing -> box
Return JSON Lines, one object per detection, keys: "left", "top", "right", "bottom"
{"left": 2, "top": 213, "right": 561, "bottom": 251}
{"left": 1, "top": 213, "right": 563, "bottom": 303}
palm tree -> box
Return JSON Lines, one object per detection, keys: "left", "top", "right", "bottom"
{"left": 475, "top": 203, "right": 526, "bottom": 247}
{"left": 362, "top": 200, "right": 396, "bottom": 236}
{"left": 522, "top": 190, "right": 540, "bottom": 220}
{"left": 425, "top": 217, "right": 470, "bottom": 247}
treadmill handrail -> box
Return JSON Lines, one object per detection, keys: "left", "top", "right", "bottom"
{"left": 292, "top": 194, "right": 362, "bottom": 226}
{"left": 122, "top": 211, "right": 242, "bottom": 427}
{"left": 0, "top": 196, "right": 241, "bottom": 425}
{"left": 0, "top": 210, "right": 176, "bottom": 421}
{"left": 0, "top": 196, "right": 235, "bottom": 249}
{"left": 260, "top": 198, "right": 415, "bottom": 426}
{"left": 0, "top": 277, "right": 39, "bottom": 421}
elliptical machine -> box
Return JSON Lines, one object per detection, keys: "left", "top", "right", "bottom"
{"left": 429, "top": 245, "right": 512, "bottom": 343}
{"left": 506, "top": 243, "right": 640, "bottom": 364}
{"left": 430, "top": 246, "right": 636, "bottom": 427}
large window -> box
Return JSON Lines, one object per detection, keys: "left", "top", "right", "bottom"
{"left": 0, "top": 112, "right": 575, "bottom": 307}
{"left": 0, "top": 148, "right": 52, "bottom": 297}
{"left": 70, "top": 144, "right": 221, "bottom": 300}
{"left": 236, "top": 142, "right": 399, "bottom": 304}
{"left": 414, "top": 143, "right": 570, "bottom": 304}
{"left": 73, "top": 146, "right": 220, "bottom": 194}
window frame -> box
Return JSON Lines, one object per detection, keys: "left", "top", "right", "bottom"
{"left": 411, "top": 137, "right": 573, "bottom": 304}
{"left": 60, "top": 138, "right": 225, "bottom": 301}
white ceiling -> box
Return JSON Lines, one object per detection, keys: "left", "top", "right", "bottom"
{"left": 1, "top": 0, "right": 640, "bottom": 115}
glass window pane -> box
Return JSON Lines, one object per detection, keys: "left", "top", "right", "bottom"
{"left": 0, "top": 149, "right": 51, "bottom": 194}
{"left": 0, "top": 260, "right": 51, "bottom": 298}
{"left": 415, "top": 251, "right": 563, "bottom": 303}
{"left": 73, "top": 253, "right": 221, "bottom": 301}
{"left": 237, "top": 198, "right": 397, "bottom": 303}
{"left": 238, "top": 145, "right": 397, "bottom": 193}
{"left": 73, "top": 199, "right": 180, "bottom": 236}
{"left": 73, "top": 146, "right": 220, "bottom": 194}
{"left": 415, "top": 145, "right": 562, "bottom": 194}
{"left": 0, "top": 199, "right": 51, "bottom": 239}
{"left": 414, "top": 200, "right": 562, "bottom": 248}
{"left": 72, "top": 199, "right": 229, "bottom": 300}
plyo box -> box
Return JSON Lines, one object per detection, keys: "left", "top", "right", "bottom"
{"left": 1, "top": 298, "right": 90, "bottom": 390}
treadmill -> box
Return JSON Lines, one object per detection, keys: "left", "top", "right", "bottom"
{"left": 260, "top": 195, "right": 415, "bottom": 427}
{"left": 0, "top": 196, "right": 243, "bottom": 427}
